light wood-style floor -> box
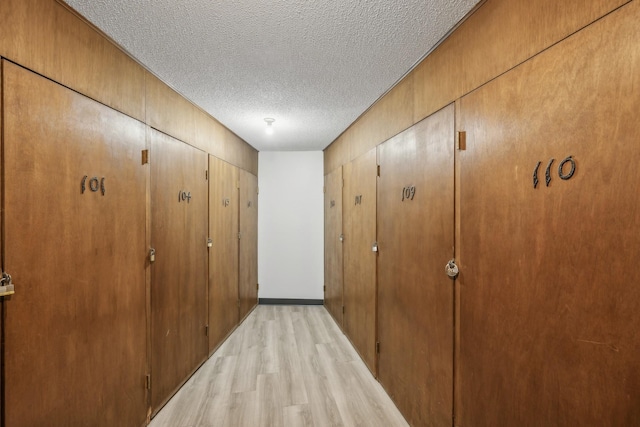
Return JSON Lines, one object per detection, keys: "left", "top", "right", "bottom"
{"left": 149, "top": 305, "right": 408, "bottom": 427}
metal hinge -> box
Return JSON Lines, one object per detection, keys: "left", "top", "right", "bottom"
{"left": 238, "top": 232, "right": 241, "bottom": 240}
{"left": 377, "top": 165, "right": 381, "bottom": 177}
{"left": 205, "top": 325, "right": 209, "bottom": 337}
{"left": 205, "top": 170, "right": 208, "bottom": 180}
{"left": 0, "top": 272, "right": 15, "bottom": 296}
{"left": 342, "top": 306, "right": 345, "bottom": 314}
{"left": 141, "top": 149, "right": 149, "bottom": 165}
{"left": 145, "top": 374, "right": 151, "bottom": 390}
{"left": 324, "top": 285, "right": 326, "bottom": 293}
{"left": 256, "top": 283, "right": 259, "bottom": 291}
{"left": 376, "top": 342, "right": 380, "bottom": 354}
{"left": 457, "top": 131, "right": 467, "bottom": 151}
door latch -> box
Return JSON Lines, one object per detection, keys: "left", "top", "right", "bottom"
{"left": 445, "top": 259, "right": 459, "bottom": 279}
{"left": 149, "top": 248, "right": 156, "bottom": 263}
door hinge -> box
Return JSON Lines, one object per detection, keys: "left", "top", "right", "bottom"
{"left": 377, "top": 164, "right": 381, "bottom": 177}
{"left": 256, "top": 283, "right": 259, "bottom": 291}
{"left": 457, "top": 131, "right": 467, "bottom": 151}
{"left": 376, "top": 342, "right": 380, "bottom": 354}
{"left": 145, "top": 374, "right": 151, "bottom": 390}
{"left": 205, "top": 170, "right": 208, "bottom": 180}
{"left": 141, "top": 149, "right": 149, "bottom": 165}
{"left": 324, "top": 285, "right": 326, "bottom": 293}
{"left": 342, "top": 306, "right": 345, "bottom": 314}
{"left": 238, "top": 232, "right": 241, "bottom": 240}
{"left": 205, "top": 325, "right": 209, "bottom": 337}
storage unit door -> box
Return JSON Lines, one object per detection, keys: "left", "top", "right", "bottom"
{"left": 324, "top": 166, "right": 344, "bottom": 326}
{"left": 150, "top": 129, "right": 208, "bottom": 412}
{"left": 457, "top": 4, "right": 640, "bottom": 426}
{"left": 377, "top": 104, "right": 455, "bottom": 426}
{"left": 208, "top": 155, "right": 239, "bottom": 354}
{"left": 2, "top": 60, "right": 147, "bottom": 426}
{"left": 239, "top": 169, "right": 258, "bottom": 320}
{"left": 342, "top": 148, "right": 377, "bottom": 374}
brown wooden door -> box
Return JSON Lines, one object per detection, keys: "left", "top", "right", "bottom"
{"left": 2, "top": 60, "right": 148, "bottom": 426}
{"left": 208, "top": 155, "right": 239, "bottom": 354}
{"left": 457, "top": 5, "right": 640, "bottom": 426}
{"left": 239, "top": 169, "right": 258, "bottom": 320}
{"left": 324, "top": 167, "right": 344, "bottom": 326}
{"left": 342, "top": 148, "right": 377, "bottom": 374}
{"left": 150, "top": 129, "right": 208, "bottom": 412}
{"left": 377, "top": 104, "right": 455, "bottom": 426}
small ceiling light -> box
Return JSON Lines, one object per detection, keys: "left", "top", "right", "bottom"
{"left": 264, "top": 118, "right": 275, "bottom": 135}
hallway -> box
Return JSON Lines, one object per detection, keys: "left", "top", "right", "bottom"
{"left": 149, "top": 305, "right": 408, "bottom": 427}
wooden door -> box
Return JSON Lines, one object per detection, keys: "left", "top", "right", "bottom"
{"left": 342, "top": 148, "right": 377, "bottom": 374}
{"left": 150, "top": 129, "right": 208, "bottom": 413}
{"left": 457, "top": 4, "right": 640, "bottom": 426}
{"left": 238, "top": 169, "right": 258, "bottom": 320}
{"left": 324, "top": 167, "right": 344, "bottom": 326}
{"left": 377, "top": 104, "right": 455, "bottom": 426}
{"left": 2, "top": 60, "right": 148, "bottom": 426}
{"left": 208, "top": 155, "right": 239, "bottom": 354}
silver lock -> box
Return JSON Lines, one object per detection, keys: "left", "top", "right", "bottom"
{"left": 445, "top": 259, "right": 459, "bottom": 279}
{"left": 149, "top": 248, "right": 156, "bottom": 263}
{"left": 339, "top": 234, "right": 344, "bottom": 243}
{"left": 372, "top": 242, "right": 378, "bottom": 252}
{"left": 207, "top": 238, "right": 213, "bottom": 248}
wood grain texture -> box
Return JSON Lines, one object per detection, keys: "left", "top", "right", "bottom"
{"left": 0, "top": 0, "right": 146, "bottom": 121}
{"left": 149, "top": 305, "right": 408, "bottom": 427}
{"left": 377, "top": 104, "right": 455, "bottom": 427}
{"left": 150, "top": 129, "right": 208, "bottom": 414}
{"left": 145, "top": 73, "right": 197, "bottom": 149}
{"left": 413, "top": 0, "right": 629, "bottom": 124}
{"left": 324, "top": 167, "right": 344, "bottom": 327}
{"left": 457, "top": 2, "right": 640, "bottom": 425}
{"left": 208, "top": 155, "right": 240, "bottom": 355}
{"left": 324, "top": 0, "right": 628, "bottom": 172}
{"left": 348, "top": 74, "right": 414, "bottom": 163}
{"left": 195, "top": 111, "right": 259, "bottom": 176}
{"left": 2, "top": 60, "right": 147, "bottom": 426}
{"left": 238, "top": 169, "right": 258, "bottom": 321}
{"left": 342, "top": 148, "right": 377, "bottom": 374}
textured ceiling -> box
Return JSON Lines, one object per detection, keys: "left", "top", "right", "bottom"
{"left": 62, "top": 0, "right": 479, "bottom": 152}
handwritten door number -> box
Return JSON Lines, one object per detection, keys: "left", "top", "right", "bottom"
{"left": 533, "top": 156, "right": 576, "bottom": 189}
{"left": 81, "top": 176, "right": 106, "bottom": 196}
{"left": 179, "top": 191, "right": 192, "bottom": 203}
{"left": 402, "top": 186, "right": 416, "bottom": 201}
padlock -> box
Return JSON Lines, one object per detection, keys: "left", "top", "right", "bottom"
{"left": 445, "top": 259, "right": 459, "bottom": 279}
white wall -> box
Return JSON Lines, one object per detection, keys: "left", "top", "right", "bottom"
{"left": 258, "top": 151, "right": 324, "bottom": 300}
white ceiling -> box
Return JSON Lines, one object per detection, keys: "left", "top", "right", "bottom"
{"left": 62, "top": 0, "right": 479, "bottom": 152}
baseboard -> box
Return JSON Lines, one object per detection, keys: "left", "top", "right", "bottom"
{"left": 259, "top": 298, "right": 324, "bottom": 306}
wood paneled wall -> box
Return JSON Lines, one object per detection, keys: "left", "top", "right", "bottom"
{"left": 0, "top": 0, "right": 258, "bottom": 175}
{"left": 324, "top": 0, "right": 629, "bottom": 174}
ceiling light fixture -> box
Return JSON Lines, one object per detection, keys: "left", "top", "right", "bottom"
{"left": 264, "top": 118, "right": 275, "bottom": 135}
